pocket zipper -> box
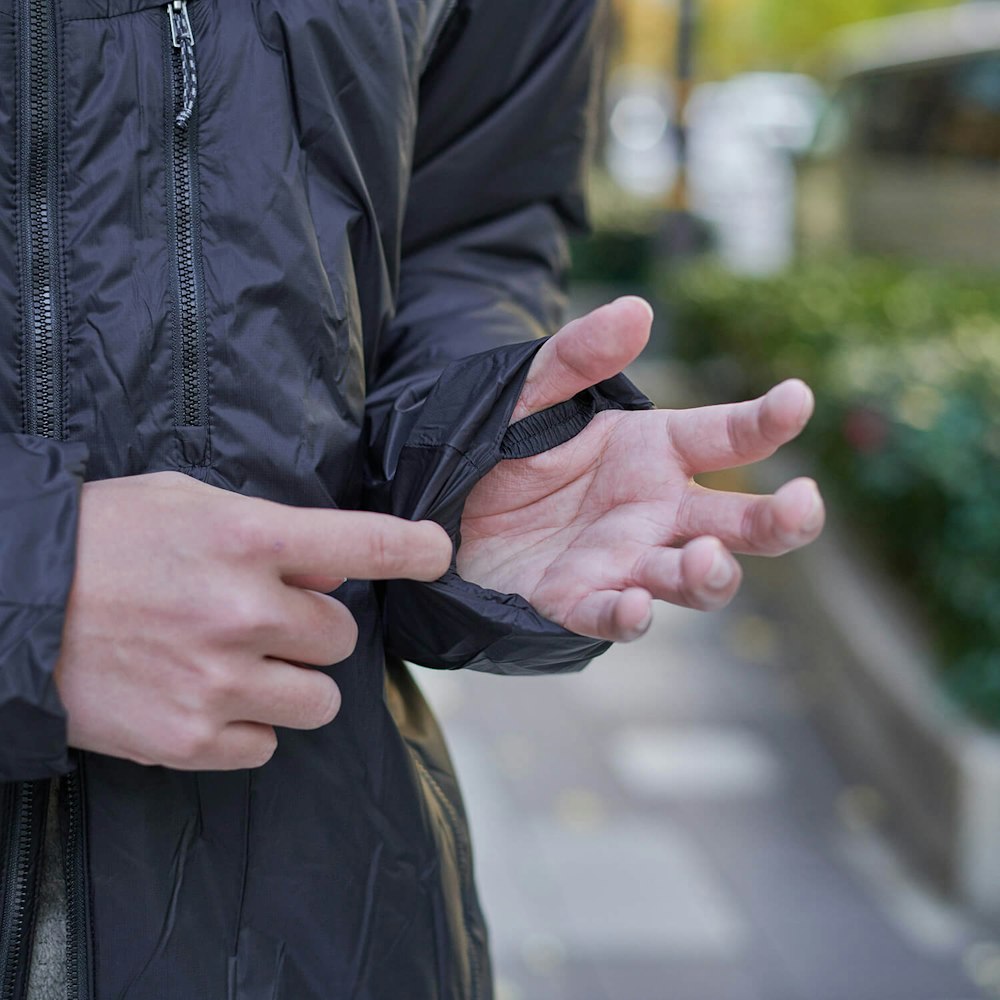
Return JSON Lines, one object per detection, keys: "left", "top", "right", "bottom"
{"left": 165, "top": 0, "right": 208, "bottom": 433}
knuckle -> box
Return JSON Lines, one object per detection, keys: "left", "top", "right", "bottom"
{"left": 220, "top": 593, "right": 277, "bottom": 639}
{"left": 366, "top": 528, "right": 402, "bottom": 577}
{"left": 742, "top": 500, "right": 774, "bottom": 553}
{"left": 170, "top": 719, "right": 218, "bottom": 768}
{"left": 219, "top": 511, "right": 269, "bottom": 562}
{"left": 201, "top": 660, "right": 240, "bottom": 705}
{"left": 725, "top": 408, "right": 745, "bottom": 456}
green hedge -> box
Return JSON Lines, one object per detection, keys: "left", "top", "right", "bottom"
{"left": 666, "top": 258, "right": 1000, "bottom": 725}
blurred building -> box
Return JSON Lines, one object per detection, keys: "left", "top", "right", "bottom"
{"left": 604, "top": 0, "right": 827, "bottom": 275}
{"left": 802, "top": 2, "right": 1000, "bottom": 267}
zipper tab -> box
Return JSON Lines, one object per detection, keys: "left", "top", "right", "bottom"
{"left": 167, "top": 0, "right": 197, "bottom": 128}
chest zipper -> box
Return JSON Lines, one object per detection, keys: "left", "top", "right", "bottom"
{"left": 5, "top": 0, "right": 79, "bottom": 997}
{"left": 165, "top": 0, "right": 208, "bottom": 435}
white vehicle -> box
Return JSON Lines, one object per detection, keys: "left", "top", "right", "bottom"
{"left": 688, "top": 73, "right": 825, "bottom": 275}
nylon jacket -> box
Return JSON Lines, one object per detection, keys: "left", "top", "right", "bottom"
{"left": 0, "top": 1, "right": 651, "bottom": 997}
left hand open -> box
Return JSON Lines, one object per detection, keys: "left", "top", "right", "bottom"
{"left": 457, "top": 297, "right": 825, "bottom": 642}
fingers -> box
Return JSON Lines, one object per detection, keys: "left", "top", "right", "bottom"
{"left": 512, "top": 296, "right": 652, "bottom": 422}
{"left": 678, "top": 478, "right": 825, "bottom": 556}
{"left": 562, "top": 538, "right": 746, "bottom": 641}
{"left": 266, "top": 587, "right": 359, "bottom": 666}
{"left": 665, "top": 379, "right": 814, "bottom": 475}
{"left": 564, "top": 587, "right": 654, "bottom": 643}
{"left": 231, "top": 659, "right": 342, "bottom": 732}
{"left": 162, "top": 722, "right": 279, "bottom": 772}
{"left": 217, "top": 584, "right": 351, "bottom": 728}
{"left": 633, "top": 537, "right": 743, "bottom": 613}
{"left": 250, "top": 507, "right": 453, "bottom": 582}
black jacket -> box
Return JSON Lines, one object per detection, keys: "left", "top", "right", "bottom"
{"left": 0, "top": 0, "right": 650, "bottom": 996}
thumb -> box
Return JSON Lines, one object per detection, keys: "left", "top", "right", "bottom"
{"left": 511, "top": 296, "right": 653, "bottom": 423}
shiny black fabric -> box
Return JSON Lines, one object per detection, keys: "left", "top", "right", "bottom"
{"left": 0, "top": 1, "right": 651, "bottom": 996}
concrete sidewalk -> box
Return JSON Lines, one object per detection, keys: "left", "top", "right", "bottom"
{"left": 417, "top": 588, "right": 996, "bottom": 1000}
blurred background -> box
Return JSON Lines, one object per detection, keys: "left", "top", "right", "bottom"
{"left": 417, "top": 2, "right": 1000, "bottom": 997}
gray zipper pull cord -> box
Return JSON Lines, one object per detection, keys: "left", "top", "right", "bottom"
{"left": 168, "top": 0, "right": 197, "bottom": 129}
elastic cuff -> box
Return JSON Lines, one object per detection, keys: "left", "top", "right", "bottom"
{"left": 501, "top": 386, "right": 631, "bottom": 459}
{"left": 381, "top": 340, "right": 652, "bottom": 674}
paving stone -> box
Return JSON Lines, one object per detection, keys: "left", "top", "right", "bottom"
{"left": 417, "top": 581, "right": 990, "bottom": 1000}
{"left": 524, "top": 818, "right": 749, "bottom": 956}
{"left": 609, "top": 725, "right": 784, "bottom": 799}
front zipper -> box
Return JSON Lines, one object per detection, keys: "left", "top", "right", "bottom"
{"left": 409, "top": 750, "right": 483, "bottom": 1000}
{"left": 61, "top": 767, "right": 91, "bottom": 1000}
{"left": 164, "top": 0, "right": 208, "bottom": 433}
{"left": 5, "top": 0, "right": 71, "bottom": 997}
{"left": 0, "top": 782, "right": 48, "bottom": 1000}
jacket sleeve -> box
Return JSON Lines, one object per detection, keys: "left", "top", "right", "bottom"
{"left": 366, "top": 0, "right": 654, "bottom": 676}
{"left": 0, "top": 434, "right": 87, "bottom": 781}
{"left": 366, "top": 0, "right": 608, "bottom": 433}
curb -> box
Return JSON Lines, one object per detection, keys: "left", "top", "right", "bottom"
{"left": 749, "top": 455, "right": 1000, "bottom": 917}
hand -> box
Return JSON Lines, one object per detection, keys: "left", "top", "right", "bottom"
{"left": 457, "top": 297, "right": 824, "bottom": 642}
{"left": 57, "top": 472, "right": 451, "bottom": 770}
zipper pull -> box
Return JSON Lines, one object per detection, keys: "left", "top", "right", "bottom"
{"left": 168, "top": 0, "right": 197, "bottom": 129}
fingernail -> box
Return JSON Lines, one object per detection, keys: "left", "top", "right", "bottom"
{"left": 706, "top": 551, "right": 735, "bottom": 591}
{"left": 617, "top": 295, "right": 654, "bottom": 321}
{"left": 626, "top": 610, "right": 653, "bottom": 642}
{"left": 802, "top": 494, "right": 825, "bottom": 535}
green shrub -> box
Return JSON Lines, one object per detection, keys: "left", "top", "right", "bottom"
{"left": 666, "top": 257, "right": 1000, "bottom": 725}
{"left": 570, "top": 230, "right": 656, "bottom": 285}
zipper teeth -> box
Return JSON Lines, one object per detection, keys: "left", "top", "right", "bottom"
{"left": 173, "top": 61, "right": 201, "bottom": 428}
{"left": 0, "top": 784, "right": 36, "bottom": 1000}
{"left": 6, "top": 0, "right": 63, "bottom": 992}
{"left": 63, "top": 773, "right": 87, "bottom": 1000}
{"left": 410, "top": 752, "right": 482, "bottom": 1000}
{"left": 168, "top": 5, "right": 205, "bottom": 429}
{"left": 20, "top": 0, "right": 61, "bottom": 438}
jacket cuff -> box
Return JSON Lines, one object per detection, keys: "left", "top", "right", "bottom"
{"left": 0, "top": 434, "right": 88, "bottom": 781}
{"left": 381, "top": 340, "right": 653, "bottom": 675}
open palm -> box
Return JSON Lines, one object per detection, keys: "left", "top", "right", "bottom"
{"left": 457, "top": 298, "right": 824, "bottom": 642}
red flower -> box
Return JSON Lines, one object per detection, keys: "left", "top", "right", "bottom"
{"left": 842, "top": 407, "right": 890, "bottom": 454}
